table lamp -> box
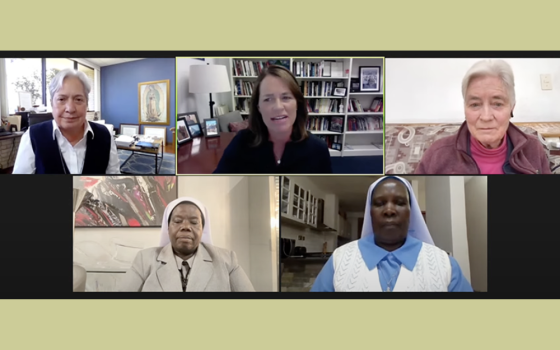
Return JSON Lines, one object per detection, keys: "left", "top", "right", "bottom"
{"left": 189, "top": 63, "right": 231, "bottom": 119}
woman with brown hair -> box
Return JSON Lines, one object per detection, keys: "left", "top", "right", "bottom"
{"left": 213, "top": 65, "right": 332, "bottom": 173}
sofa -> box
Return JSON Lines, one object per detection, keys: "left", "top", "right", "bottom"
{"left": 385, "top": 123, "right": 560, "bottom": 174}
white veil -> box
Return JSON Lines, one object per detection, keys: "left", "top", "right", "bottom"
{"left": 360, "top": 176, "right": 434, "bottom": 245}
{"left": 159, "top": 197, "right": 213, "bottom": 247}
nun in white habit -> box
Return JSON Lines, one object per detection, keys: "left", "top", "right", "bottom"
{"left": 311, "top": 176, "right": 472, "bottom": 292}
{"left": 119, "top": 197, "right": 255, "bottom": 292}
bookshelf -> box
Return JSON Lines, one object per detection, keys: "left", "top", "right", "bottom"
{"left": 228, "top": 57, "right": 384, "bottom": 157}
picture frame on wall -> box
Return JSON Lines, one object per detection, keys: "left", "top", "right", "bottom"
{"left": 120, "top": 123, "right": 140, "bottom": 137}
{"left": 203, "top": 118, "right": 220, "bottom": 138}
{"left": 178, "top": 111, "right": 200, "bottom": 126}
{"left": 177, "top": 117, "right": 192, "bottom": 145}
{"left": 359, "top": 66, "right": 381, "bottom": 92}
{"left": 138, "top": 80, "right": 170, "bottom": 125}
{"left": 143, "top": 126, "right": 167, "bottom": 145}
{"left": 74, "top": 176, "right": 178, "bottom": 227}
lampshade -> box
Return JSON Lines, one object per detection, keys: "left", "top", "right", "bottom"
{"left": 189, "top": 64, "right": 231, "bottom": 94}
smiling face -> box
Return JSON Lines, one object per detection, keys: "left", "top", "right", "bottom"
{"left": 370, "top": 179, "right": 411, "bottom": 247}
{"left": 51, "top": 76, "right": 88, "bottom": 133}
{"left": 168, "top": 203, "right": 203, "bottom": 259}
{"left": 257, "top": 75, "right": 298, "bottom": 138}
{"left": 464, "top": 75, "right": 513, "bottom": 149}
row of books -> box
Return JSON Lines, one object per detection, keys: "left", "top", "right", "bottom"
{"left": 306, "top": 99, "right": 342, "bottom": 114}
{"left": 316, "top": 135, "right": 343, "bottom": 151}
{"left": 347, "top": 116, "right": 383, "bottom": 131}
{"left": 234, "top": 80, "right": 254, "bottom": 96}
{"left": 232, "top": 59, "right": 290, "bottom": 77}
{"left": 300, "top": 81, "right": 339, "bottom": 97}
{"left": 306, "top": 116, "right": 344, "bottom": 133}
{"left": 292, "top": 61, "right": 344, "bottom": 78}
{"left": 348, "top": 97, "right": 383, "bottom": 113}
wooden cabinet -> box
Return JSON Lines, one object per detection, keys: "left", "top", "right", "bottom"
{"left": 281, "top": 177, "right": 330, "bottom": 230}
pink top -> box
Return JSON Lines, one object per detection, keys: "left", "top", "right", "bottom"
{"left": 470, "top": 135, "right": 507, "bottom": 174}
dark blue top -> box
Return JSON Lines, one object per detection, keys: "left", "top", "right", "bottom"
{"left": 213, "top": 129, "right": 333, "bottom": 174}
{"left": 29, "top": 120, "right": 111, "bottom": 174}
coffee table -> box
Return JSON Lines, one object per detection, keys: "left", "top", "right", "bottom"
{"left": 116, "top": 136, "right": 164, "bottom": 174}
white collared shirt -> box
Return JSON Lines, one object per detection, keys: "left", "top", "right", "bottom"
{"left": 174, "top": 252, "right": 196, "bottom": 279}
{"left": 12, "top": 120, "right": 121, "bottom": 174}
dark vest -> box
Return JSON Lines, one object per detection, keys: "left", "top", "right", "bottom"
{"left": 29, "top": 121, "right": 111, "bottom": 174}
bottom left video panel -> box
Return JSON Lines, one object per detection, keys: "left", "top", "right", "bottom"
{"left": 72, "top": 175, "right": 280, "bottom": 292}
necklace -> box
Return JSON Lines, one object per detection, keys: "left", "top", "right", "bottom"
{"left": 384, "top": 270, "right": 399, "bottom": 292}
{"left": 277, "top": 159, "right": 281, "bottom": 165}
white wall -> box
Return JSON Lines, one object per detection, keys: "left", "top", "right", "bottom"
{"left": 74, "top": 176, "right": 277, "bottom": 291}
{"left": 465, "top": 177, "right": 488, "bottom": 292}
{"left": 386, "top": 58, "right": 560, "bottom": 123}
{"left": 176, "top": 58, "right": 234, "bottom": 120}
{"left": 425, "top": 176, "right": 471, "bottom": 282}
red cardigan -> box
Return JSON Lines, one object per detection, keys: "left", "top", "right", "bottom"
{"left": 415, "top": 121, "right": 552, "bottom": 174}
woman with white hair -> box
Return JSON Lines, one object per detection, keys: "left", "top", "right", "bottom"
{"left": 12, "top": 68, "right": 120, "bottom": 174}
{"left": 311, "top": 176, "right": 472, "bottom": 292}
{"left": 119, "top": 197, "right": 255, "bottom": 292}
{"left": 415, "top": 60, "right": 551, "bottom": 174}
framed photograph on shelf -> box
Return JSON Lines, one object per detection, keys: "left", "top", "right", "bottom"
{"left": 177, "top": 118, "right": 192, "bottom": 145}
{"left": 203, "top": 118, "right": 220, "bottom": 138}
{"left": 350, "top": 78, "right": 360, "bottom": 92}
{"left": 178, "top": 111, "right": 200, "bottom": 126}
{"left": 329, "top": 116, "right": 343, "bottom": 133}
{"left": 138, "top": 80, "right": 170, "bottom": 125}
{"left": 188, "top": 123, "right": 203, "bottom": 138}
{"left": 359, "top": 66, "right": 381, "bottom": 92}
{"left": 333, "top": 87, "right": 347, "bottom": 97}
{"left": 143, "top": 126, "right": 167, "bottom": 145}
{"left": 120, "top": 123, "right": 140, "bottom": 137}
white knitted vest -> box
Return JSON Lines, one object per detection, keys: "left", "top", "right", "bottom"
{"left": 332, "top": 241, "right": 452, "bottom": 291}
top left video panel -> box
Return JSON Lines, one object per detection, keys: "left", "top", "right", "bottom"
{"left": 0, "top": 57, "right": 176, "bottom": 175}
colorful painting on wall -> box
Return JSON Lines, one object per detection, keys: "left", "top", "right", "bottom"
{"left": 74, "top": 176, "right": 178, "bottom": 227}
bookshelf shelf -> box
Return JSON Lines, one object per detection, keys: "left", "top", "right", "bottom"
{"left": 347, "top": 112, "right": 383, "bottom": 116}
{"left": 343, "top": 145, "right": 383, "bottom": 157}
{"left": 310, "top": 130, "right": 342, "bottom": 135}
{"left": 346, "top": 130, "right": 383, "bottom": 135}
{"left": 329, "top": 149, "right": 342, "bottom": 157}
{"left": 350, "top": 92, "right": 383, "bottom": 96}
{"left": 228, "top": 57, "right": 384, "bottom": 158}
{"left": 304, "top": 96, "right": 344, "bottom": 99}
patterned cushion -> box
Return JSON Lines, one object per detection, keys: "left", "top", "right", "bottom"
{"left": 384, "top": 123, "right": 560, "bottom": 174}
{"left": 229, "top": 120, "right": 249, "bottom": 132}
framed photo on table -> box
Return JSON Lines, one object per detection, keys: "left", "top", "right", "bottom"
{"left": 143, "top": 126, "right": 167, "bottom": 145}
{"left": 120, "top": 123, "right": 140, "bottom": 137}
{"left": 138, "top": 80, "right": 170, "bottom": 125}
{"left": 359, "top": 66, "right": 381, "bottom": 92}
{"left": 176, "top": 118, "right": 192, "bottom": 145}
{"left": 203, "top": 118, "right": 220, "bottom": 138}
{"left": 178, "top": 111, "right": 200, "bottom": 126}
{"left": 188, "top": 123, "right": 203, "bottom": 138}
